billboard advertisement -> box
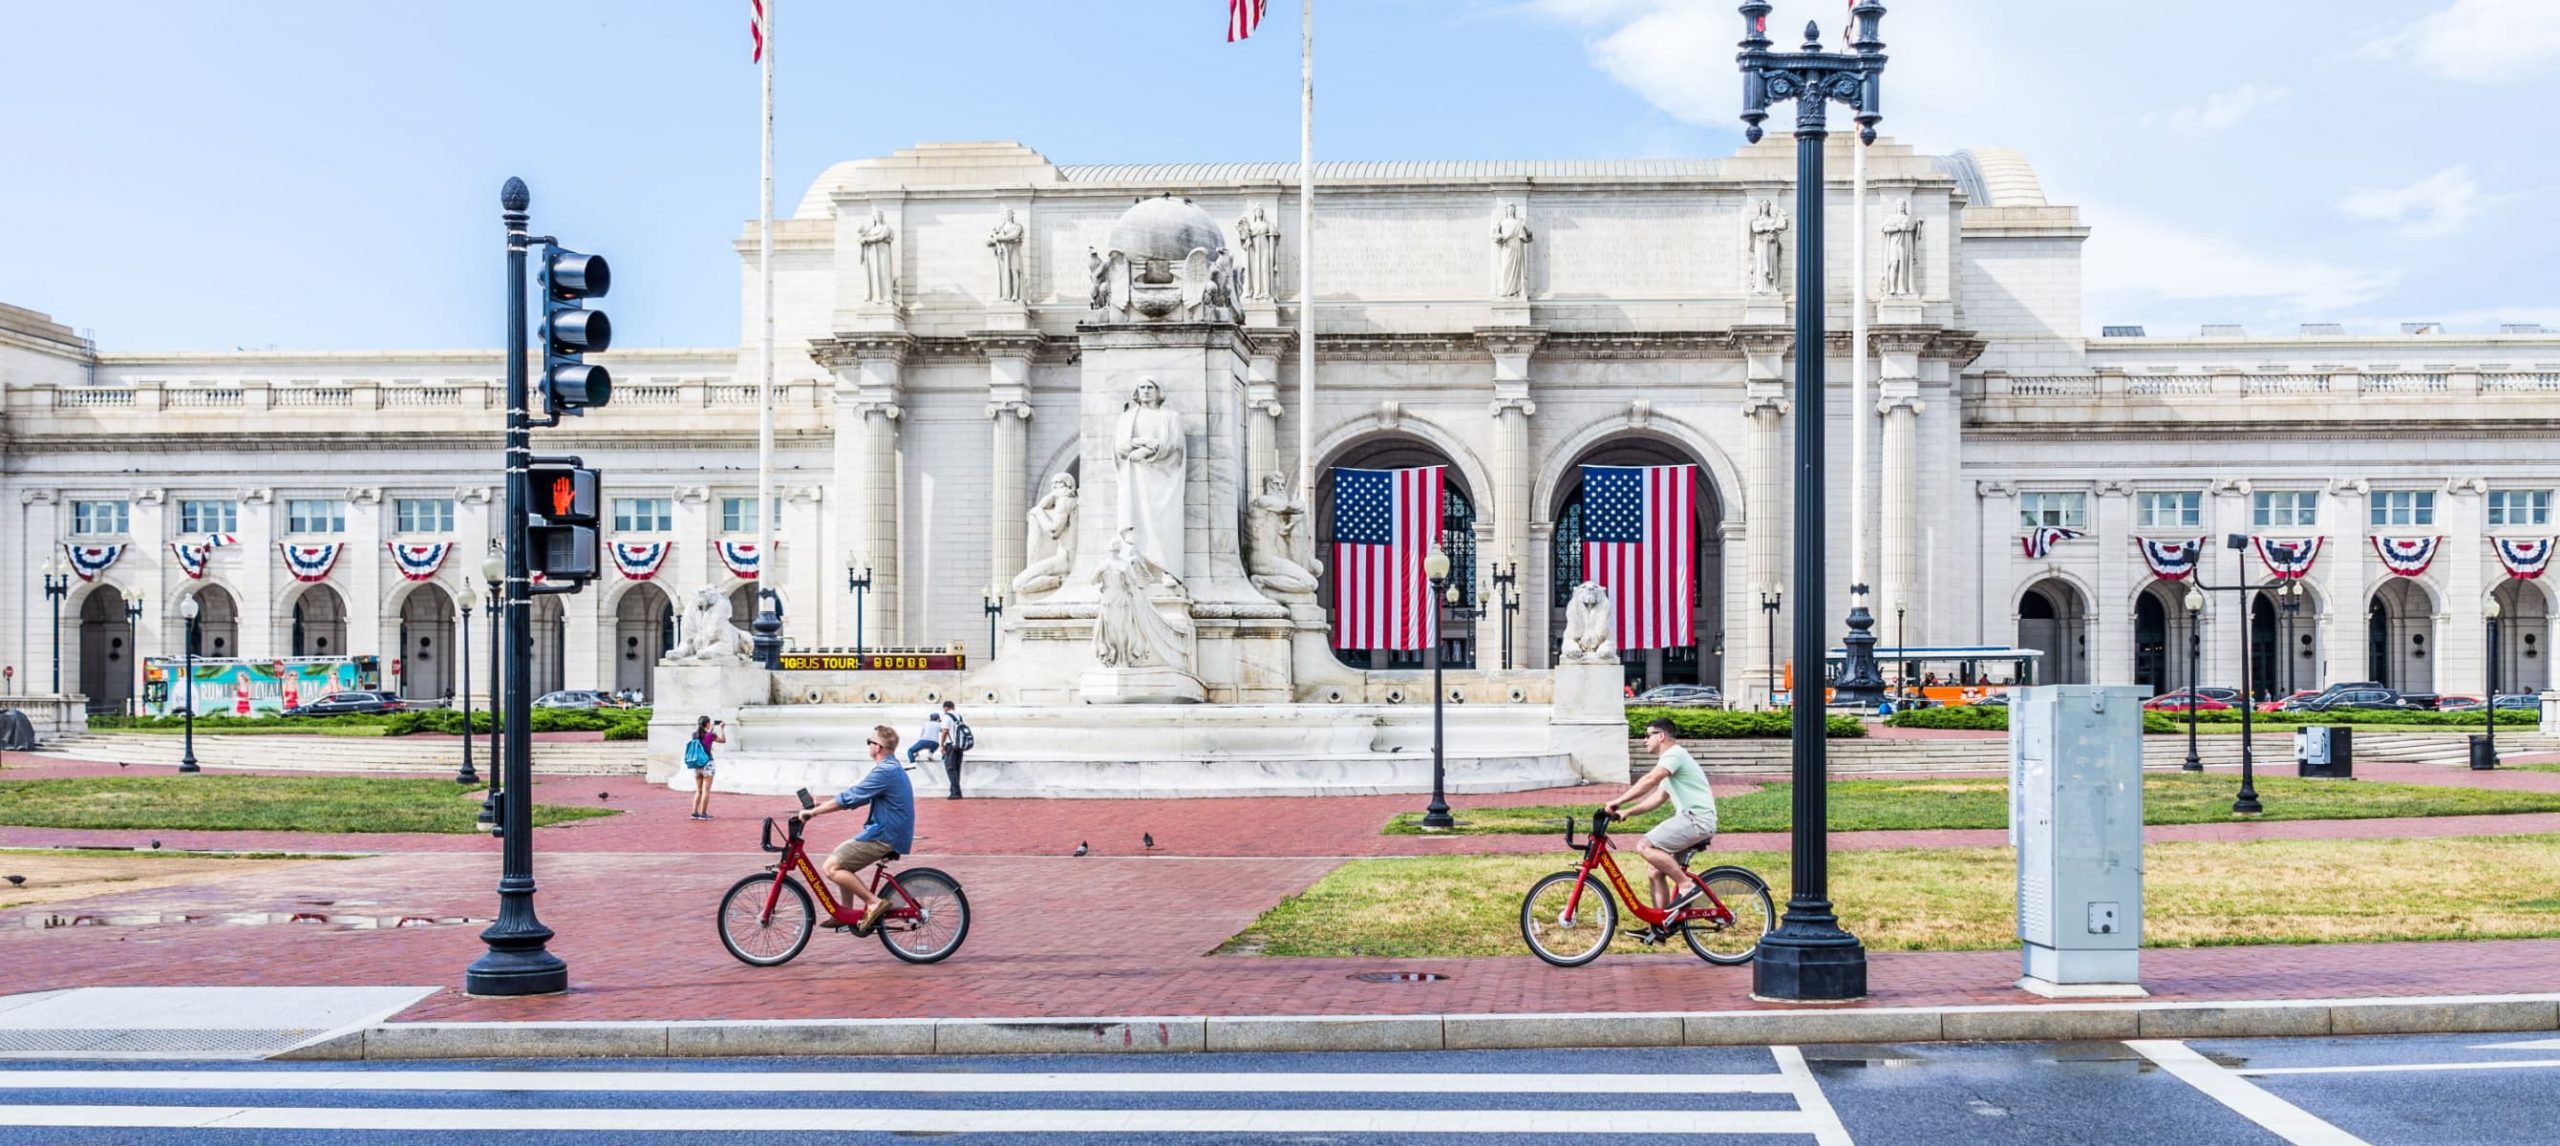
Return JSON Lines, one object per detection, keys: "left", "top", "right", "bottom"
{"left": 142, "top": 656, "right": 380, "bottom": 717}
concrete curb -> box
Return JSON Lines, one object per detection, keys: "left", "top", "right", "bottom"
{"left": 272, "top": 993, "right": 2560, "bottom": 1060}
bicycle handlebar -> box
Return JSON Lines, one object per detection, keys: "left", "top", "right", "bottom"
{"left": 1565, "top": 807, "right": 1617, "bottom": 849}
{"left": 760, "top": 814, "right": 807, "bottom": 854}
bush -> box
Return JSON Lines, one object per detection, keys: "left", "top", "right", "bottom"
{"left": 2185, "top": 708, "right": 2534, "bottom": 728}
{"left": 1628, "top": 706, "right": 1865, "bottom": 739}
{"left": 384, "top": 706, "right": 652, "bottom": 736}
{"left": 1884, "top": 705, "right": 2008, "bottom": 731}
{"left": 602, "top": 715, "right": 650, "bottom": 741}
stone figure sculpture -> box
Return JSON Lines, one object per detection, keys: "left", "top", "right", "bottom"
{"left": 987, "top": 208, "right": 1026, "bottom": 302}
{"left": 1492, "top": 205, "right": 1534, "bottom": 298}
{"left": 1748, "top": 200, "right": 1788, "bottom": 295}
{"left": 1245, "top": 472, "right": 1321, "bottom": 597}
{"left": 1091, "top": 528, "right": 1191, "bottom": 671}
{"left": 1559, "top": 581, "right": 1618, "bottom": 664}
{"left": 1112, "top": 379, "right": 1186, "bottom": 588}
{"left": 1011, "top": 472, "right": 1079, "bottom": 596}
{"left": 1204, "top": 248, "right": 1238, "bottom": 317}
{"left": 1881, "top": 198, "right": 1921, "bottom": 298}
{"left": 1235, "top": 206, "right": 1278, "bottom": 300}
{"left": 857, "top": 209, "right": 896, "bottom": 304}
{"left": 1086, "top": 247, "right": 1110, "bottom": 309}
{"left": 666, "top": 586, "right": 752, "bottom": 664}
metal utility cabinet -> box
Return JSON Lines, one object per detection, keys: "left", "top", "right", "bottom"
{"left": 2010, "top": 685, "right": 2148, "bottom": 990}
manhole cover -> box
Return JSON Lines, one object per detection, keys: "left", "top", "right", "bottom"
{"left": 1349, "top": 972, "right": 1448, "bottom": 983}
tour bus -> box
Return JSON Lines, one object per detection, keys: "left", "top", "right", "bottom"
{"left": 141, "top": 655, "right": 382, "bottom": 718}
{"left": 1811, "top": 645, "right": 2046, "bottom": 707}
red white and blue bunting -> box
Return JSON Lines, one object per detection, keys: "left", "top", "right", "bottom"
{"left": 611, "top": 541, "right": 670, "bottom": 580}
{"left": 387, "top": 541, "right": 451, "bottom": 582}
{"left": 715, "top": 540, "right": 761, "bottom": 580}
{"left": 280, "top": 542, "right": 343, "bottom": 583}
{"left": 2370, "top": 535, "right": 2441, "bottom": 578}
{"left": 170, "top": 542, "right": 210, "bottom": 579}
{"left": 2020, "top": 526, "right": 2084, "bottom": 560}
{"left": 2253, "top": 535, "right": 2323, "bottom": 581}
{"left": 2493, "top": 537, "right": 2554, "bottom": 580}
{"left": 62, "top": 543, "right": 123, "bottom": 582}
{"left": 2137, "top": 536, "right": 2209, "bottom": 581}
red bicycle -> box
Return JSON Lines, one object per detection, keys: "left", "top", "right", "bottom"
{"left": 716, "top": 790, "right": 969, "bottom": 966}
{"left": 1520, "top": 808, "right": 1774, "bottom": 967}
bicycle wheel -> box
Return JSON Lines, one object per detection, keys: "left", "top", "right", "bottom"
{"left": 1520, "top": 870, "right": 1615, "bottom": 967}
{"left": 1681, "top": 865, "right": 1775, "bottom": 966}
{"left": 877, "top": 867, "right": 969, "bottom": 965}
{"left": 719, "top": 872, "right": 814, "bottom": 967}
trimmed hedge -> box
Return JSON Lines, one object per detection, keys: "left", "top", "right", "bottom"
{"left": 1883, "top": 705, "right": 2009, "bottom": 731}
{"left": 1628, "top": 706, "right": 1866, "bottom": 739}
{"left": 2184, "top": 708, "right": 2534, "bottom": 728}
{"left": 92, "top": 707, "right": 653, "bottom": 737}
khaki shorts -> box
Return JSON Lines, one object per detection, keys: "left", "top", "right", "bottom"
{"left": 827, "top": 838, "right": 898, "bottom": 870}
{"left": 1644, "top": 808, "right": 1717, "bottom": 856}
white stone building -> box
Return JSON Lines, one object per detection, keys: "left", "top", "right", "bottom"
{"left": 4, "top": 137, "right": 2555, "bottom": 712}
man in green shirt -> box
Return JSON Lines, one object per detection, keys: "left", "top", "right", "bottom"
{"left": 1606, "top": 716, "right": 1719, "bottom": 910}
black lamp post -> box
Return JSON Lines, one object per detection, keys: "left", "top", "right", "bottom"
{"left": 177, "top": 594, "right": 200, "bottom": 774}
{"left": 41, "top": 554, "right": 71, "bottom": 696}
{"left": 1892, "top": 598, "right": 1908, "bottom": 702}
{"left": 1490, "top": 561, "right": 1519, "bottom": 670}
{"left": 846, "top": 558, "right": 873, "bottom": 663}
{"left": 1739, "top": 0, "right": 1882, "bottom": 1001}
{"left": 1760, "top": 585, "right": 1783, "bottom": 709}
{"left": 2192, "top": 535, "right": 2266, "bottom": 814}
{"left": 981, "top": 586, "right": 1003, "bottom": 662}
{"left": 2481, "top": 595, "right": 2502, "bottom": 770}
{"left": 123, "top": 593, "right": 144, "bottom": 716}
{"left": 1420, "top": 543, "right": 1456, "bottom": 830}
{"left": 2182, "top": 585, "right": 2205, "bottom": 771}
{"left": 455, "top": 581, "right": 480, "bottom": 785}
{"left": 478, "top": 549, "right": 503, "bottom": 831}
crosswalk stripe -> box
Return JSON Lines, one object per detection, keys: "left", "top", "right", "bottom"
{"left": 2128, "top": 1040, "right": 2368, "bottom": 1146}
{"left": 1771, "top": 1046, "right": 1855, "bottom": 1146}
{"left": 2240, "top": 1059, "right": 2560, "bottom": 1076}
{"left": 0, "top": 1069, "right": 1794, "bottom": 1095}
{"left": 0, "top": 1105, "right": 1828, "bottom": 1134}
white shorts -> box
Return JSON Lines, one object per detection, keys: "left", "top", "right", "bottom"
{"left": 1644, "top": 808, "right": 1717, "bottom": 855}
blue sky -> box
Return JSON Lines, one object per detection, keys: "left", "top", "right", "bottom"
{"left": 3, "top": 0, "right": 2553, "bottom": 351}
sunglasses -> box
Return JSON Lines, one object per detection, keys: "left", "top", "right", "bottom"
{"left": 866, "top": 740, "right": 887, "bottom": 749}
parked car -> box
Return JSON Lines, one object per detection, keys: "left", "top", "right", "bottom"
{"left": 2493, "top": 694, "right": 2543, "bottom": 715}
{"left": 282, "top": 690, "right": 406, "bottom": 717}
{"left": 1634, "top": 684, "right": 1724, "bottom": 709}
{"left": 2144, "top": 688, "right": 2236, "bottom": 712}
{"left": 532, "top": 690, "right": 622, "bottom": 711}
{"left": 2296, "top": 687, "right": 2425, "bottom": 712}
{"left": 2434, "top": 694, "right": 2485, "bottom": 712}
{"left": 2257, "top": 689, "right": 2322, "bottom": 713}
{"left": 1970, "top": 693, "right": 2006, "bottom": 707}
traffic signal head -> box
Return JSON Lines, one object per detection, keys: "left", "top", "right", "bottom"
{"left": 524, "top": 465, "right": 602, "bottom": 588}
{"left": 539, "top": 246, "right": 614, "bottom": 418}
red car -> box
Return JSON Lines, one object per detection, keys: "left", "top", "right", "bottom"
{"left": 2144, "top": 689, "right": 2234, "bottom": 712}
{"left": 2257, "top": 690, "right": 2321, "bottom": 713}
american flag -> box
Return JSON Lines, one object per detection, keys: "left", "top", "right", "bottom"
{"left": 1331, "top": 466, "right": 1443, "bottom": 650}
{"left": 1228, "top": 0, "right": 1267, "bottom": 42}
{"left": 1581, "top": 464, "right": 1697, "bottom": 650}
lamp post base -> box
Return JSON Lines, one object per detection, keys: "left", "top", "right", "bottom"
{"left": 463, "top": 949, "right": 568, "bottom": 997}
{"left": 1751, "top": 922, "right": 1869, "bottom": 1002}
{"left": 1831, "top": 588, "right": 1887, "bottom": 710}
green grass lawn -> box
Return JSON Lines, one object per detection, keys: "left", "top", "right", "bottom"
{"left": 1386, "top": 773, "right": 2560, "bottom": 836}
{"left": 0, "top": 776, "right": 616, "bottom": 834}
{"left": 1229, "top": 834, "right": 2560, "bottom": 957}
{"left": 2513, "top": 764, "right": 2560, "bottom": 775}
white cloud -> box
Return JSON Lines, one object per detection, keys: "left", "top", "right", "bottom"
{"left": 2358, "top": 0, "right": 2560, "bottom": 82}
{"left": 2339, "top": 167, "right": 2491, "bottom": 238}
{"left": 2080, "top": 205, "right": 2393, "bottom": 314}
{"left": 2159, "top": 84, "right": 2290, "bottom": 133}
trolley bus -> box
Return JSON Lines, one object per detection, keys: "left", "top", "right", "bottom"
{"left": 1814, "top": 645, "right": 2045, "bottom": 707}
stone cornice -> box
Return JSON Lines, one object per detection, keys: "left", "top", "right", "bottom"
{"left": 807, "top": 334, "right": 917, "bottom": 370}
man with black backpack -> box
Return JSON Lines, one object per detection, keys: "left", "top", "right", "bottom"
{"left": 937, "top": 699, "right": 973, "bottom": 799}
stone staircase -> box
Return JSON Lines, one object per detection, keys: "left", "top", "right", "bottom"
{"left": 24, "top": 733, "right": 646, "bottom": 776}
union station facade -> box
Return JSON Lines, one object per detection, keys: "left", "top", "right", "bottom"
{"left": 4, "top": 137, "right": 2555, "bottom": 711}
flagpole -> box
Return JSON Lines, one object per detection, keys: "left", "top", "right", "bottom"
{"left": 1295, "top": 0, "right": 1316, "bottom": 501}
{"left": 1849, "top": 115, "right": 1870, "bottom": 620}
{"left": 755, "top": 0, "right": 777, "bottom": 642}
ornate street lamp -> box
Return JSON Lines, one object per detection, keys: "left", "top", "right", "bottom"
{"left": 456, "top": 581, "right": 480, "bottom": 785}
{"left": 2276, "top": 580, "right": 2303, "bottom": 697}
{"left": 1760, "top": 585, "right": 1783, "bottom": 710}
{"left": 123, "top": 593, "right": 144, "bottom": 717}
{"left": 1738, "top": 0, "right": 1885, "bottom": 1001}
{"left": 846, "top": 554, "right": 873, "bottom": 663}
{"left": 41, "top": 554, "right": 71, "bottom": 696}
{"left": 1892, "top": 597, "right": 1908, "bottom": 702}
{"left": 1420, "top": 543, "right": 1456, "bottom": 830}
{"left": 2183, "top": 586, "right": 2205, "bottom": 772}
{"left": 2481, "top": 596, "right": 2502, "bottom": 770}
{"left": 478, "top": 548, "right": 504, "bottom": 831}
{"left": 981, "top": 585, "right": 1003, "bottom": 663}
{"left": 177, "top": 594, "right": 201, "bottom": 774}
{"left": 1490, "top": 561, "right": 1520, "bottom": 670}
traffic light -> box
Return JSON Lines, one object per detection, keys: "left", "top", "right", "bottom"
{"left": 525, "top": 464, "right": 601, "bottom": 589}
{"left": 539, "top": 246, "right": 613, "bottom": 417}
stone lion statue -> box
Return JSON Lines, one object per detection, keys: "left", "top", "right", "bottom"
{"left": 1559, "top": 581, "right": 1618, "bottom": 665}
{"left": 666, "top": 586, "right": 752, "bottom": 664}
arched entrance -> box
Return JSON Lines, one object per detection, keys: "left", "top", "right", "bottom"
{"left": 1545, "top": 438, "right": 1724, "bottom": 692}
{"left": 528, "top": 595, "right": 566, "bottom": 697}
{"left": 396, "top": 584, "right": 457, "bottom": 701}
{"left": 616, "top": 583, "right": 675, "bottom": 699}
{"left": 2247, "top": 584, "right": 2320, "bottom": 698}
{"left": 1316, "top": 437, "right": 1477, "bottom": 671}
{"left": 2131, "top": 581, "right": 2204, "bottom": 694}
{"left": 2018, "top": 579, "right": 2088, "bottom": 684}
{"left": 78, "top": 586, "right": 136, "bottom": 714}
{"left": 2490, "top": 578, "right": 2552, "bottom": 696}
{"left": 2367, "top": 578, "right": 2436, "bottom": 692}
{"left": 289, "top": 585, "right": 348, "bottom": 659}
{"left": 184, "top": 585, "right": 240, "bottom": 661}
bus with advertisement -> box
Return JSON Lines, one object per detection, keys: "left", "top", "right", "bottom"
{"left": 1792, "top": 645, "right": 2044, "bottom": 707}
{"left": 142, "top": 655, "right": 382, "bottom": 717}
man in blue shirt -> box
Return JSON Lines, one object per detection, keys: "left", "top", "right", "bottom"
{"left": 789, "top": 723, "right": 915, "bottom": 933}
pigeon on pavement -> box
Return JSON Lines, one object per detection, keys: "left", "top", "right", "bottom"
{"left": 1072, "top": 841, "right": 1088, "bottom": 857}
{"left": 1142, "top": 832, "right": 1157, "bottom": 850}
{"left": 149, "top": 840, "right": 161, "bottom": 850}
{"left": 4, "top": 875, "right": 23, "bottom": 887}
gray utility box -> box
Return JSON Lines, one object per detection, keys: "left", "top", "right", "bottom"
{"left": 2010, "top": 685, "right": 2148, "bottom": 988}
{"left": 2295, "top": 725, "right": 2354, "bottom": 778}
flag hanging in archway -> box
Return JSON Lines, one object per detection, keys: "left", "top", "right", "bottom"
{"left": 1331, "top": 465, "right": 1442, "bottom": 650}
{"left": 1581, "top": 464, "right": 1698, "bottom": 650}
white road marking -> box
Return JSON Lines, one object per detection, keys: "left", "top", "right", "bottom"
{"left": 2471, "top": 1037, "right": 2560, "bottom": 1051}
{"left": 2127, "top": 1040, "right": 2368, "bottom": 1146}
{"left": 2240, "top": 1059, "right": 2560, "bottom": 1077}
{"left": 0, "top": 1069, "right": 1792, "bottom": 1095}
{"left": 1771, "top": 1046, "right": 1855, "bottom": 1146}
{"left": 0, "top": 1105, "right": 1826, "bottom": 1134}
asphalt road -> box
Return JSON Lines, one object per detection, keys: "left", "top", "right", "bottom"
{"left": 0, "top": 1032, "right": 2550, "bottom": 1144}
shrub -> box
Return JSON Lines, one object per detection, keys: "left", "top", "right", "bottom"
{"left": 1884, "top": 705, "right": 2008, "bottom": 731}
{"left": 2185, "top": 708, "right": 2534, "bottom": 728}
{"left": 1627, "top": 706, "right": 1865, "bottom": 739}
{"left": 602, "top": 715, "right": 651, "bottom": 741}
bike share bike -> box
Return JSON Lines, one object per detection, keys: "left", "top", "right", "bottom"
{"left": 1519, "top": 808, "right": 1774, "bottom": 967}
{"left": 717, "top": 789, "right": 970, "bottom": 966}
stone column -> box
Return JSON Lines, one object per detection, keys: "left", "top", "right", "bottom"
{"left": 975, "top": 332, "right": 1042, "bottom": 601}
{"left": 1738, "top": 331, "right": 1791, "bottom": 708}
{"left": 813, "top": 335, "right": 912, "bottom": 646}
{"left": 2207, "top": 479, "right": 2252, "bottom": 692}
{"left": 343, "top": 487, "right": 386, "bottom": 670}
{"left": 237, "top": 489, "right": 278, "bottom": 659}
{"left": 2092, "top": 480, "right": 2135, "bottom": 685}
{"left": 1976, "top": 481, "right": 2018, "bottom": 655}
{"left": 2439, "top": 478, "right": 2490, "bottom": 698}
{"left": 2321, "top": 479, "right": 2369, "bottom": 689}
{"left": 1877, "top": 393, "right": 1923, "bottom": 662}
{"left": 1481, "top": 330, "right": 1544, "bottom": 660}
{"left": 1243, "top": 330, "right": 1287, "bottom": 485}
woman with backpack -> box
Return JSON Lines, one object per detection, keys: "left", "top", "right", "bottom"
{"left": 685, "top": 715, "right": 725, "bottom": 820}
